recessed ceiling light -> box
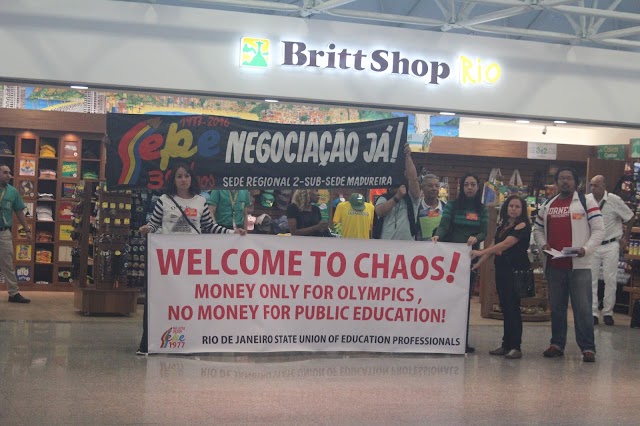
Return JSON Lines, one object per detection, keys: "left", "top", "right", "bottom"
{"left": 439, "top": 112, "right": 455, "bottom": 116}
{"left": 515, "top": 120, "right": 530, "bottom": 124}
{"left": 265, "top": 99, "right": 279, "bottom": 103}
{"left": 70, "top": 85, "right": 88, "bottom": 90}
{"left": 554, "top": 120, "right": 567, "bottom": 124}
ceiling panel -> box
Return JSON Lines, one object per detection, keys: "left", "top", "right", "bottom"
{"left": 114, "top": 0, "right": 640, "bottom": 51}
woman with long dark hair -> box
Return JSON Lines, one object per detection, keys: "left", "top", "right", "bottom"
{"left": 137, "top": 163, "right": 245, "bottom": 355}
{"left": 433, "top": 173, "right": 488, "bottom": 353}
{"left": 139, "top": 163, "right": 243, "bottom": 235}
{"left": 471, "top": 195, "right": 531, "bottom": 359}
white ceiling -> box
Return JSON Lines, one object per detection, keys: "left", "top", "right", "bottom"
{"left": 116, "top": 0, "right": 640, "bottom": 51}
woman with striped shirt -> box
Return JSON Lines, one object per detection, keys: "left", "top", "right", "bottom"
{"left": 139, "top": 164, "right": 243, "bottom": 236}
{"left": 137, "top": 163, "right": 245, "bottom": 355}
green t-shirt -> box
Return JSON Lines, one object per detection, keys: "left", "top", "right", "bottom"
{"left": 207, "top": 190, "right": 252, "bottom": 227}
{"left": 0, "top": 184, "right": 25, "bottom": 228}
{"left": 435, "top": 199, "right": 488, "bottom": 248}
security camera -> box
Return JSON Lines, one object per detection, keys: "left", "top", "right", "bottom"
{"left": 542, "top": 126, "right": 547, "bottom": 135}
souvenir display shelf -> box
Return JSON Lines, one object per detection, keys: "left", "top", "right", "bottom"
{"left": 622, "top": 161, "right": 640, "bottom": 314}
{"left": 73, "top": 185, "right": 138, "bottom": 315}
{"left": 0, "top": 129, "right": 105, "bottom": 288}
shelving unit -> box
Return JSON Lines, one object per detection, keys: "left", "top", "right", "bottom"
{"left": 0, "top": 127, "right": 105, "bottom": 289}
{"left": 618, "top": 162, "right": 640, "bottom": 314}
{"left": 73, "top": 186, "right": 138, "bottom": 315}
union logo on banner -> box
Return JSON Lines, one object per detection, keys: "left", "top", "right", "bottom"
{"left": 160, "top": 326, "right": 187, "bottom": 349}
{"left": 240, "top": 37, "right": 270, "bottom": 68}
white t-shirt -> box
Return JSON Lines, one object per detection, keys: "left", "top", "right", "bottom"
{"left": 149, "top": 194, "right": 212, "bottom": 234}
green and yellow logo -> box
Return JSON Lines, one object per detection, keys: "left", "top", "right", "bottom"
{"left": 240, "top": 37, "right": 270, "bottom": 68}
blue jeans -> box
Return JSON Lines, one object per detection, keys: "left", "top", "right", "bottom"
{"left": 546, "top": 267, "right": 595, "bottom": 353}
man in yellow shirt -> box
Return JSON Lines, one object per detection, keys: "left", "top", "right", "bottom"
{"left": 333, "top": 193, "right": 375, "bottom": 239}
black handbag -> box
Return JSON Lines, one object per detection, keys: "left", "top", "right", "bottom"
{"left": 513, "top": 268, "right": 535, "bottom": 298}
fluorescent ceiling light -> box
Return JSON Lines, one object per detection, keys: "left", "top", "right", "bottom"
{"left": 515, "top": 120, "right": 530, "bottom": 124}
{"left": 70, "top": 85, "right": 88, "bottom": 90}
{"left": 265, "top": 99, "right": 279, "bottom": 103}
{"left": 439, "top": 112, "right": 455, "bottom": 116}
{"left": 554, "top": 120, "right": 567, "bottom": 124}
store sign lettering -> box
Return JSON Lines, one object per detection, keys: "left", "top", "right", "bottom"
{"left": 282, "top": 41, "right": 450, "bottom": 84}
{"left": 459, "top": 55, "right": 501, "bottom": 85}
{"left": 240, "top": 37, "right": 502, "bottom": 86}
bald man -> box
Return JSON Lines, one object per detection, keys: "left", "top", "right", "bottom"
{"left": 587, "top": 175, "right": 635, "bottom": 326}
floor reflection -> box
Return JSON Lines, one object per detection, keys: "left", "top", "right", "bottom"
{"left": 1, "top": 318, "right": 640, "bottom": 424}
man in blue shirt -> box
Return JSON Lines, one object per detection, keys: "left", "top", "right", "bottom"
{"left": 0, "top": 164, "right": 32, "bottom": 303}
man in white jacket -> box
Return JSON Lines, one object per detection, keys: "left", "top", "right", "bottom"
{"left": 534, "top": 167, "right": 604, "bottom": 362}
{"left": 587, "top": 175, "right": 634, "bottom": 326}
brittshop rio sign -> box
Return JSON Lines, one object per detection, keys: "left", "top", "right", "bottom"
{"left": 240, "top": 37, "right": 501, "bottom": 86}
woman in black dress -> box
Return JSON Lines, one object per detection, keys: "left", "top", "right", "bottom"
{"left": 471, "top": 195, "right": 531, "bottom": 359}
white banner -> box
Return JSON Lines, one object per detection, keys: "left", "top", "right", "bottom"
{"left": 147, "top": 234, "right": 470, "bottom": 354}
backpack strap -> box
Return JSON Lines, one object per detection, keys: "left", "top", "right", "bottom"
{"left": 166, "top": 195, "right": 201, "bottom": 234}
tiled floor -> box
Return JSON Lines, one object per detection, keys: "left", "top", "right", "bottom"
{"left": 1, "top": 292, "right": 639, "bottom": 425}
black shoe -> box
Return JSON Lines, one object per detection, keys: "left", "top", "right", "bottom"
{"left": 603, "top": 315, "right": 614, "bottom": 326}
{"left": 593, "top": 316, "right": 599, "bottom": 325}
{"left": 543, "top": 346, "right": 564, "bottom": 358}
{"left": 582, "top": 351, "right": 596, "bottom": 362}
{"left": 8, "top": 293, "right": 31, "bottom": 304}
{"left": 465, "top": 345, "right": 476, "bottom": 354}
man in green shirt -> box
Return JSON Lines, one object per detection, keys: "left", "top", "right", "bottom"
{"left": 0, "top": 164, "right": 32, "bottom": 303}
{"left": 207, "top": 189, "right": 252, "bottom": 230}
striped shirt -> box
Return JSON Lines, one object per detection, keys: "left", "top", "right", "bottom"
{"left": 148, "top": 194, "right": 231, "bottom": 235}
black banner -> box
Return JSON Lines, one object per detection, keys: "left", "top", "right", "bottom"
{"left": 106, "top": 113, "right": 407, "bottom": 190}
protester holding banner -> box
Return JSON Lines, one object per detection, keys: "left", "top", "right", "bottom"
{"left": 433, "top": 173, "right": 488, "bottom": 353}
{"left": 416, "top": 174, "right": 446, "bottom": 241}
{"left": 374, "top": 143, "right": 421, "bottom": 240}
{"left": 136, "top": 163, "right": 245, "bottom": 355}
{"left": 287, "top": 189, "right": 329, "bottom": 237}
{"left": 140, "top": 165, "right": 243, "bottom": 236}
{"left": 471, "top": 195, "right": 531, "bottom": 360}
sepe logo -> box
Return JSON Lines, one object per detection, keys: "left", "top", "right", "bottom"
{"left": 240, "top": 37, "right": 270, "bottom": 68}
{"left": 160, "top": 326, "right": 187, "bottom": 349}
